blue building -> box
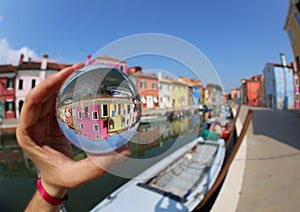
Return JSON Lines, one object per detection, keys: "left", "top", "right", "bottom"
{"left": 263, "top": 54, "right": 294, "bottom": 109}
{"left": 178, "top": 77, "right": 202, "bottom": 105}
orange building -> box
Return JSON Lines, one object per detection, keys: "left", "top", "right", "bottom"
{"left": 128, "top": 67, "right": 159, "bottom": 109}
{"left": 241, "top": 75, "right": 265, "bottom": 107}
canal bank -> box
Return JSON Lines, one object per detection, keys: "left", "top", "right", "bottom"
{"left": 212, "top": 105, "right": 300, "bottom": 211}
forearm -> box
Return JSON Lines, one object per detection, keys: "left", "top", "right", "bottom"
{"left": 25, "top": 191, "right": 62, "bottom": 212}
{"left": 25, "top": 178, "right": 68, "bottom": 212}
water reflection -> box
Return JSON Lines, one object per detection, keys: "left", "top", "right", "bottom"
{"left": 0, "top": 133, "right": 36, "bottom": 177}
{"left": 0, "top": 133, "right": 37, "bottom": 212}
{"left": 128, "top": 112, "right": 202, "bottom": 158}
{"left": 0, "top": 112, "right": 205, "bottom": 212}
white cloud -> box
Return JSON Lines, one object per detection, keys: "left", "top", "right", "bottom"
{"left": 0, "top": 37, "right": 38, "bottom": 65}
{"left": 0, "top": 16, "right": 3, "bottom": 21}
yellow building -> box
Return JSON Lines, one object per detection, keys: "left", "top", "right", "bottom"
{"left": 284, "top": 0, "right": 300, "bottom": 68}
{"left": 171, "top": 79, "right": 189, "bottom": 108}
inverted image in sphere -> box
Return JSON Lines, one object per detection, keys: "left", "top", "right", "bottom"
{"left": 56, "top": 64, "right": 141, "bottom": 154}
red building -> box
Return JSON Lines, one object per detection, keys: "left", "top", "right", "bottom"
{"left": 0, "top": 65, "right": 17, "bottom": 119}
{"left": 128, "top": 67, "right": 159, "bottom": 109}
{"left": 241, "top": 75, "right": 265, "bottom": 107}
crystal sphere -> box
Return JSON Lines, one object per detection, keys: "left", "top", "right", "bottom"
{"left": 56, "top": 64, "right": 141, "bottom": 154}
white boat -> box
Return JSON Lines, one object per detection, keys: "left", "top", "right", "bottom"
{"left": 91, "top": 137, "right": 226, "bottom": 212}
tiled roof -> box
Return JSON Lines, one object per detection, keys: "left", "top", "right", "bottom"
{"left": 0, "top": 65, "right": 16, "bottom": 73}
{"left": 133, "top": 71, "right": 158, "bottom": 80}
{"left": 17, "top": 62, "right": 72, "bottom": 70}
{"left": 179, "top": 76, "right": 202, "bottom": 87}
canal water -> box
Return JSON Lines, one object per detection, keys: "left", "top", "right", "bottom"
{"left": 0, "top": 112, "right": 205, "bottom": 211}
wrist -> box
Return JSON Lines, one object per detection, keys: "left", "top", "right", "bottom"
{"left": 37, "top": 177, "right": 68, "bottom": 205}
{"left": 40, "top": 178, "right": 68, "bottom": 199}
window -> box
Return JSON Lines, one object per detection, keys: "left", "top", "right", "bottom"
{"left": 84, "top": 106, "right": 89, "bottom": 119}
{"left": 31, "top": 79, "right": 36, "bottom": 88}
{"left": 296, "top": 92, "right": 300, "bottom": 101}
{"left": 101, "top": 104, "right": 108, "bottom": 118}
{"left": 127, "top": 105, "right": 131, "bottom": 113}
{"left": 18, "top": 79, "right": 23, "bottom": 90}
{"left": 5, "top": 101, "right": 14, "bottom": 112}
{"left": 92, "top": 111, "right": 98, "bottom": 120}
{"left": 288, "top": 29, "right": 295, "bottom": 45}
{"left": 120, "top": 65, "right": 123, "bottom": 72}
{"left": 93, "top": 124, "right": 99, "bottom": 131}
{"left": 140, "top": 81, "right": 146, "bottom": 89}
{"left": 109, "top": 119, "right": 115, "bottom": 130}
{"left": 78, "top": 111, "right": 82, "bottom": 119}
{"left": 6, "top": 78, "right": 13, "bottom": 89}
{"left": 295, "top": 77, "right": 299, "bottom": 86}
{"left": 152, "top": 82, "right": 157, "bottom": 89}
{"left": 123, "top": 105, "right": 126, "bottom": 115}
{"left": 80, "top": 123, "right": 84, "bottom": 130}
{"left": 294, "top": 12, "right": 300, "bottom": 30}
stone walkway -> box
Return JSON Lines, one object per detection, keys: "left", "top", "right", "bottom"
{"left": 212, "top": 106, "right": 300, "bottom": 211}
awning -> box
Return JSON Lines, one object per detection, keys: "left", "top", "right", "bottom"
{"left": 141, "top": 96, "right": 146, "bottom": 104}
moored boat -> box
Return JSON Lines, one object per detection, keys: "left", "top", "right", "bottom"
{"left": 91, "top": 137, "right": 226, "bottom": 212}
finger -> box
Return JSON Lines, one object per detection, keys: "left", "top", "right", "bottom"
{"left": 19, "top": 62, "right": 84, "bottom": 129}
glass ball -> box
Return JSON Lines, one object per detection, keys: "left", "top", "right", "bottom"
{"left": 56, "top": 64, "right": 141, "bottom": 154}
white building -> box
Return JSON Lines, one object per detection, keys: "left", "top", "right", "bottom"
{"left": 158, "top": 72, "right": 173, "bottom": 109}
{"left": 15, "top": 54, "right": 71, "bottom": 118}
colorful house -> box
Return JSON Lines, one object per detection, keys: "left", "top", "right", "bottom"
{"left": 284, "top": 0, "right": 300, "bottom": 72}
{"left": 241, "top": 75, "right": 265, "bottom": 107}
{"left": 284, "top": 0, "right": 300, "bottom": 110}
{"left": 171, "top": 79, "right": 189, "bottom": 108}
{"left": 0, "top": 65, "right": 16, "bottom": 119}
{"left": 15, "top": 54, "right": 71, "bottom": 118}
{"left": 263, "top": 54, "right": 294, "bottom": 109}
{"left": 157, "top": 72, "right": 173, "bottom": 109}
{"left": 129, "top": 69, "right": 159, "bottom": 109}
{"left": 178, "top": 76, "right": 202, "bottom": 106}
{"left": 58, "top": 97, "right": 137, "bottom": 140}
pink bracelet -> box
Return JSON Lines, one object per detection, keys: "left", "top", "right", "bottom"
{"left": 36, "top": 177, "right": 68, "bottom": 205}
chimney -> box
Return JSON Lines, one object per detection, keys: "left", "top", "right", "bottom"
{"left": 86, "top": 54, "right": 92, "bottom": 65}
{"left": 41, "top": 54, "right": 48, "bottom": 70}
{"left": 19, "top": 54, "right": 24, "bottom": 65}
{"left": 280, "top": 53, "right": 287, "bottom": 67}
{"left": 158, "top": 72, "right": 162, "bottom": 80}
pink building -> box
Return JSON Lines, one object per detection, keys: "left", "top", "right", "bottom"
{"left": 76, "top": 104, "right": 109, "bottom": 140}
{"left": 15, "top": 54, "right": 71, "bottom": 118}
{"left": 0, "top": 65, "right": 16, "bottom": 119}
{"left": 87, "top": 55, "right": 128, "bottom": 75}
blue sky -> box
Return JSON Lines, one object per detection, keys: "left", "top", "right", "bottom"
{"left": 0, "top": 0, "right": 293, "bottom": 92}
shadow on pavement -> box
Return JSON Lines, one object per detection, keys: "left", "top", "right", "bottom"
{"left": 252, "top": 109, "right": 300, "bottom": 151}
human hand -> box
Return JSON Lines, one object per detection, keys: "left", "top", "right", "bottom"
{"left": 16, "top": 62, "right": 130, "bottom": 200}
